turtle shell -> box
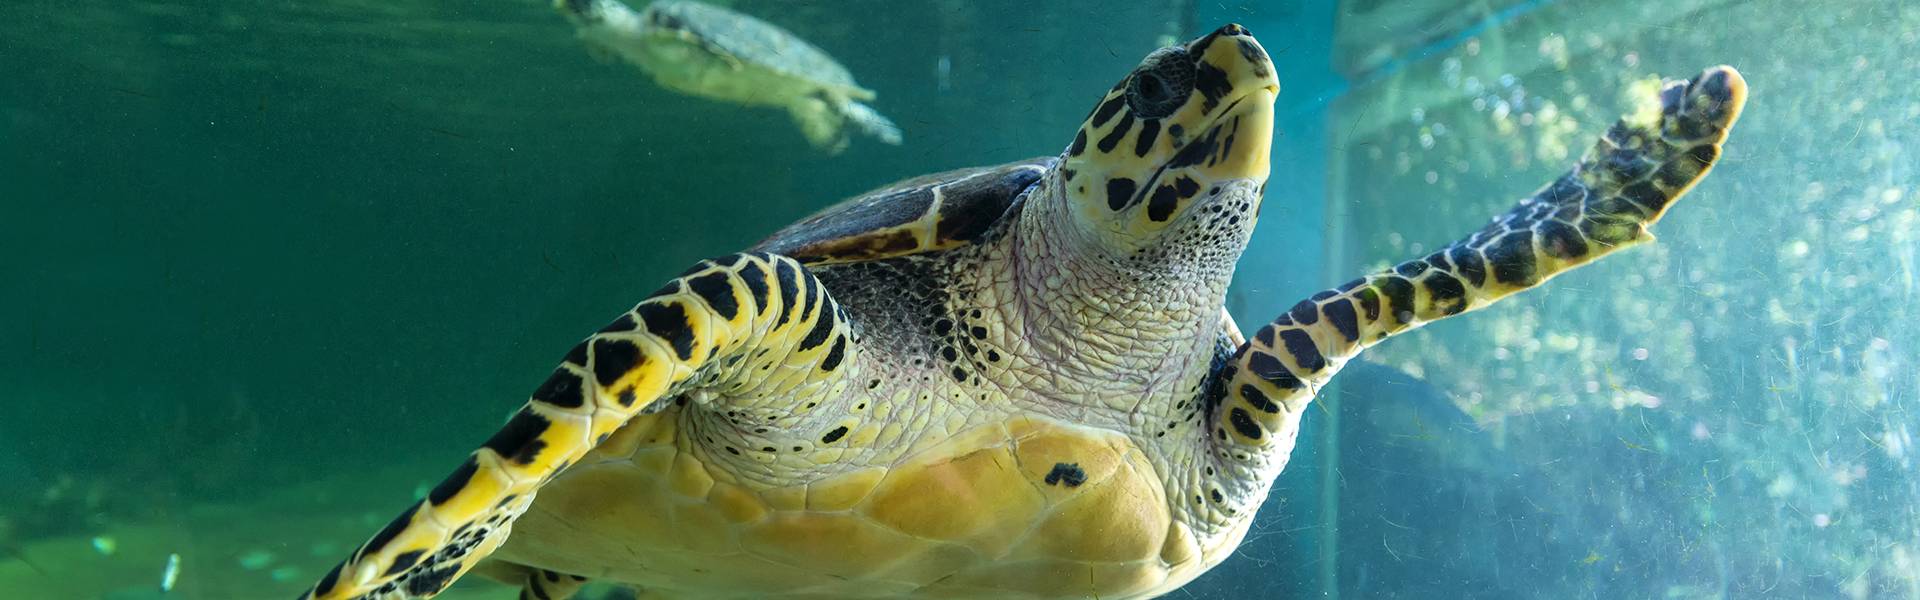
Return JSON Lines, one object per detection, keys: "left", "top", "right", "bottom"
{"left": 645, "top": 0, "right": 869, "bottom": 98}
{"left": 752, "top": 157, "right": 1054, "bottom": 265}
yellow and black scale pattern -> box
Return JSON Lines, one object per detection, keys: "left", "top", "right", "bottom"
{"left": 304, "top": 252, "right": 860, "bottom": 599}
{"left": 1199, "top": 66, "right": 1749, "bottom": 520}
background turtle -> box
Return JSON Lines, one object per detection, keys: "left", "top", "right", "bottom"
{"left": 555, "top": 0, "right": 902, "bottom": 154}
{"left": 300, "top": 23, "right": 1746, "bottom": 600}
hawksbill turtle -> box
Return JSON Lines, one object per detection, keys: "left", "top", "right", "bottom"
{"left": 300, "top": 23, "right": 1747, "bottom": 600}
{"left": 555, "top": 0, "right": 903, "bottom": 154}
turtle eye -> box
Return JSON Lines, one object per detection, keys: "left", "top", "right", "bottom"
{"left": 1126, "top": 48, "right": 1195, "bottom": 119}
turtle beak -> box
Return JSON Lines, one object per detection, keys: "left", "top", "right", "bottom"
{"left": 1181, "top": 24, "right": 1278, "bottom": 186}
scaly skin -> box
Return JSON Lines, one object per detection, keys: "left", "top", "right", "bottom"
{"left": 300, "top": 22, "right": 1747, "bottom": 600}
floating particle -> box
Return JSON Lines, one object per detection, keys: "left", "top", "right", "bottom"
{"left": 161, "top": 553, "right": 180, "bottom": 592}
{"left": 237, "top": 549, "right": 275, "bottom": 570}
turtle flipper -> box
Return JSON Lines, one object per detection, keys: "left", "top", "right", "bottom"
{"left": 469, "top": 562, "right": 591, "bottom": 600}
{"left": 842, "top": 100, "right": 903, "bottom": 146}
{"left": 1208, "top": 66, "right": 1746, "bottom": 486}
{"left": 516, "top": 568, "right": 590, "bottom": 600}
{"left": 788, "top": 92, "right": 851, "bottom": 154}
{"left": 302, "top": 253, "right": 852, "bottom": 600}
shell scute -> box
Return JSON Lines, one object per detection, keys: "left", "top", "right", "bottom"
{"left": 753, "top": 158, "right": 1053, "bottom": 265}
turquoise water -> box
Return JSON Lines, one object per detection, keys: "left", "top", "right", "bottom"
{"left": 2, "top": 0, "right": 1916, "bottom": 598}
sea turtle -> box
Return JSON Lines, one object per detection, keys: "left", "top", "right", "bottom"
{"left": 301, "top": 23, "right": 1747, "bottom": 600}
{"left": 555, "top": 0, "right": 903, "bottom": 154}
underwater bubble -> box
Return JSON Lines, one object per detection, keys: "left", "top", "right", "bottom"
{"left": 1632, "top": 348, "right": 1649, "bottom": 361}
{"left": 90, "top": 536, "right": 116, "bottom": 556}
{"left": 1766, "top": 473, "right": 1798, "bottom": 498}
{"left": 1546, "top": 333, "right": 1579, "bottom": 352}
{"left": 1832, "top": 465, "right": 1867, "bottom": 487}
{"left": 1885, "top": 428, "right": 1909, "bottom": 460}
{"left": 1814, "top": 514, "right": 1832, "bottom": 528}
{"left": 1538, "top": 34, "right": 1570, "bottom": 68}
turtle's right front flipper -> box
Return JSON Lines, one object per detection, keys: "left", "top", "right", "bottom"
{"left": 302, "top": 253, "right": 851, "bottom": 600}
{"left": 1207, "top": 66, "right": 1747, "bottom": 486}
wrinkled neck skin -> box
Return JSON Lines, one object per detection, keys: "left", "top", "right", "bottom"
{"left": 986, "top": 171, "right": 1258, "bottom": 420}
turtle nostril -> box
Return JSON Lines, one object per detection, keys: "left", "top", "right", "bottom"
{"left": 1219, "top": 23, "right": 1250, "bottom": 36}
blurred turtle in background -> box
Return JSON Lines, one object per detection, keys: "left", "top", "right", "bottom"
{"left": 555, "top": 0, "right": 903, "bottom": 154}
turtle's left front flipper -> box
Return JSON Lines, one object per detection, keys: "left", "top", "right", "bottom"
{"left": 1209, "top": 66, "right": 1746, "bottom": 476}
{"left": 301, "top": 253, "right": 849, "bottom": 600}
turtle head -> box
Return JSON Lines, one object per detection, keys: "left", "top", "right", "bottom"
{"left": 1053, "top": 24, "right": 1277, "bottom": 263}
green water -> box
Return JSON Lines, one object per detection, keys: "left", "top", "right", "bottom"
{"left": 3, "top": 0, "right": 1917, "bottom": 598}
